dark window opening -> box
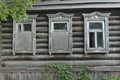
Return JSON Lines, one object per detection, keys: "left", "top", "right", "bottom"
{"left": 54, "top": 23, "right": 67, "bottom": 31}
{"left": 23, "top": 24, "right": 32, "bottom": 31}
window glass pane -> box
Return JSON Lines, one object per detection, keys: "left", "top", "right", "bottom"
{"left": 89, "top": 32, "right": 95, "bottom": 48}
{"left": 89, "top": 22, "right": 102, "bottom": 29}
{"left": 54, "top": 23, "right": 67, "bottom": 31}
{"left": 97, "top": 32, "right": 103, "bottom": 48}
{"left": 18, "top": 24, "right": 21, "bottom": 32}
{"left": 23, "top": 24, "right": 32, "bottom": 31}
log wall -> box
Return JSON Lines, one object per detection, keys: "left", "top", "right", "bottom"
{"left": 1, "top": 9, "right": 120, "bottom": 67}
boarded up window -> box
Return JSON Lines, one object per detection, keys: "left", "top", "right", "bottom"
{"left": 13, "top": 15, "right": 37, "bottom": 55}
{"left": 47, "top": 12, "right": 74, "bottom": 55}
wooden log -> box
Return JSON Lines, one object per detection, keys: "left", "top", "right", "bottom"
{"left": 36, "top": 39, "right": 48, "bottom": 43}
{"left": 36, "top": 27, "right": 48, "bottom": 33}
{"left": 73, "top": 48, "right": 84, "bottom": 53}
{"left": 36, "top": 22, "right": 48, "bottom": 26}
{"left": 1, "top": 40, "right": 12, "bottom": 43}
{"left": 36, "top": 33, "right": 48, "bottom": 38}
{"left": 109, "top": 42, "right": 120, "bottom": 47}
{"left": 73, "top": 32, "right": 83, "bottom": 37}
{"left": 109, "top": 31, "right": 120, "bottom": 36}
{"left": 36, "top": 43, "right": 48, "bottom": 48}
{"left": 1, "top": 28, "right": 12, "bottom": 31}
{"left": 73, "top": 37, "right": 84, "bottom": 42}
{"left": 72, "top": 16, "right": 83, "bottom": 21}
{"left": 36, "top": 49, "right": 48, "bottom": 53}
{"left": 72, "top": 21, "right": 83, "bottom": 26}
{"left": 1, "top": 34, "right": 12, "bottom": 37}
{"left": 2, "top": 23, "right": 12, "bottom": 26}
{"left": 109, "top": 16, "right": 120, "bottom": 20}
{"left": 1, "top": 44, "right": 12, "bottom": 47}
{"left": 109, "top": 20, "right": 120, "bottom": 25}
{"left": 36, "top": 17, "right": 47, "bottom": 21}
{"left": 73, "top": 42, "right": 84, "bottom": 48}
{"left": 109, "top": 48, "right": 120, "bottom": 53}
{"left": 109, "top": 36, "right": 120, "bottom": 41}
{"left": 3, "top": 60, "right": 120, "bottom": 67}
{"left": 72, "top": 27, "right": 83, "bottom": 32}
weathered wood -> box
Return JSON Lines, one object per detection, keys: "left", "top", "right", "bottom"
{"left": 73, "top": 48, "right": 84, "bottom": 53}
{"left": 36, "top": 44, "right": 48, "bottom": 48}
{"left": 36, "top": 49, "right": 48, "bottom": 53}
{"left": 2, "top": 60, "right": 120, "bottom": 67}
{"left": 109, "top": 36, "right": 120, "bottom": 41}
{"left": 72, "top": 21, "right": 83, "bottom": 26}
{"left": 36, "top": 22, "right": 48, "bottom": 26}
{"left": 30, "top": 2, "right": 120, "bottom": 10}
{"left": 36, "top": 33, "right": 48, "bottom": 38}
{"left": 73, "top": 42, "right": 83, "bottom": 48}
{"left": 109, "top": 48, "right": 120, "bottom": 52}
{"left": 0, "top": 66, "right": 119, "bottom": 80}
{"left": 36, "top": 39, "right": 48, "bottom": 43}
{"left": 73, "top": 37, "right": 84, "bottom": 42}
{"left": 109, "top": 20, "right": 120, "bottom": 25}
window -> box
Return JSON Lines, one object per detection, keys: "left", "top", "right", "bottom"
{"left": 17, "top": 23, "right": 32, "bottom": 32}
{"left": 47, "top": 12, "right": 74, "bottom": 55}
{"left": 13, "top": 15, "right": 37, "bottom": 55}
{"left": 82, "top": 12, "right": 110, "bottom": 54}
{"left": 53, "top": 23, "right": 67, "bottom": 31}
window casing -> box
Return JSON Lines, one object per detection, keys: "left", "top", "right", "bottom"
{"left": 47, "top": 12, "right": 74, "bottom": 55}
{"left": 13, "top": 15, "right": 37, "bottom": 55}
{"left": 82, "top": 12, "right": 110, "bottom": 54}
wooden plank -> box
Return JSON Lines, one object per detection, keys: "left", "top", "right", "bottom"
{"left": 30, "top": 3, "right": 120, "bottom": 10}
{"left": 33, "top": 0, "right": 120, "bottom": 6}
{"left": 2, "top": 60, "right": 120, "bottom": 67}
{"left": 2, "top": 53, "right": 120, "bottom": 61}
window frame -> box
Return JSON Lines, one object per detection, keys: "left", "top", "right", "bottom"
{"left": 52, "top": 22, "right": 69, "bottom": 32}
{"left": 47, "top": 12, "right": 74, "bottom": 55}
{"left": 87, "top": 21, "right": 105, "bottom": 50}
{"left": 82, "top": 12, "right": 110, "bottom": 54}
{"left": 13, "top": 15, "right": 37, "bottom": 55}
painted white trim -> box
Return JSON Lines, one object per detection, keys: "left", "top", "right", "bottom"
{"left": 82, "top": 12, "right": 110, "bottom": 54}
{"left": 13, "top": 15, "right": 38, "bottom": 55}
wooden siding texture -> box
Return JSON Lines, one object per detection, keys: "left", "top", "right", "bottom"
{"left": 0, "top": 66, "right": 119, "bottom": 80}
{"left": 1, "top": 9, "right": 120, "bottom": 66}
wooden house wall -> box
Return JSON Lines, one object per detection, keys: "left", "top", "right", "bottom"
{"left": 1, "top": 8, "right": 120, "bottom": 67}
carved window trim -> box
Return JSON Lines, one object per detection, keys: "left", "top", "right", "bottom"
{"left": 82, "top": 12, "right": 110, "bottom": 54}
{"left": 13, "top": 15, "right": 37, "bottom": 55}
{"left": 47, "top": 12, "right": 74, "bottom": 55}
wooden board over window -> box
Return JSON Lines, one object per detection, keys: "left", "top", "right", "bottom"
{"left": 47, "top": 12, "right": 74, "bottom": 55}
{"left": 13, "top": 15, "right": 37, "bottom": 55}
